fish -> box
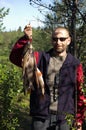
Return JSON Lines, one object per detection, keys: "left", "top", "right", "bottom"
{"left": 22, "top": 42, "right": 45, "bottom": 96}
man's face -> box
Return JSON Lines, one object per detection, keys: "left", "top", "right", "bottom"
{"left": 52, "top": 28, "right": 71, "bottom": 53}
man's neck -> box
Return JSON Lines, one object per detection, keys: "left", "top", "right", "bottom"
{"left": 58, "top": 51, "right": 67, "bottom": 58}
{"left": 53, "top": 50, "right": 67, "bottom": 58}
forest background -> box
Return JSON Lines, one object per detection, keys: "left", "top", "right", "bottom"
{"left": 0, "top": 0, "right": 86, "bottom": 130}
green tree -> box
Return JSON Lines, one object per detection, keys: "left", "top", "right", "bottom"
{"left": 0, "top": 7, "right": 9, "bottom": 31}
{"left": 32, "top": 27, "right": 51, "bottom": 51}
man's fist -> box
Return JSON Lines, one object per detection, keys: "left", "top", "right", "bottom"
{"left": 24, "top": 24, "right": 32, "bottom": 39}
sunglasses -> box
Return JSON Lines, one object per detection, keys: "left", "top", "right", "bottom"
{"left": 52, "top": 37, "right": 68, "bottom": 42}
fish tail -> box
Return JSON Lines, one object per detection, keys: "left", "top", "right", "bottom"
{"left": 36, "top": 68, "right": 45, "bottom": 95}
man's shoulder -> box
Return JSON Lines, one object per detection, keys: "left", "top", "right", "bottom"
{"left": 66, "top": 53, "right": 80, "bottom": 66}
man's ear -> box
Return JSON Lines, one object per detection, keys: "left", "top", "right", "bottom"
{"left": 67, "top": 37, "right": 71, "bottom": 45}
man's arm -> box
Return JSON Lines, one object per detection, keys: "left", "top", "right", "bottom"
{"left": 76, "top": 64, "right": 86, "bottom": 130}
{"left": 9, "top": 24, "right": 32, "bottom": 67}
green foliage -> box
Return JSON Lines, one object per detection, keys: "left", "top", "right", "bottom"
{"left": 29, "top": 0, "right": 86, "bottom": 27}
{"left": 65, "top": 113, "right": 76, "bottom": 130}
{"left": 0, "top": 30, "right": 23, "bottom": 58}
{"left": 32, "top": 28, "right": 52, "bottom": 51}
{"left": 0, "top": 63, "right": 22, "bottom": 130}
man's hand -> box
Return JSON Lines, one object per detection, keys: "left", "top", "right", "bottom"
{"left": 77, "top": 122, "right": 82, "bottom": 130}
{"left": 24, "top": 24, "right": 32, "bottom": 39}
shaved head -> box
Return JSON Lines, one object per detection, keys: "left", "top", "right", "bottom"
{"left": 52, "top": 27, "right": 70, "bottom": 38}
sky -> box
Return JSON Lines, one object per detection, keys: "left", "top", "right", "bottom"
{"left": 0, "top": 0, "right": 49, "bottom": 31}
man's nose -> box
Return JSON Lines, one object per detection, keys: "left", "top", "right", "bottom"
{"left": 55, "top": 39, "right": 61, "bottom": 44}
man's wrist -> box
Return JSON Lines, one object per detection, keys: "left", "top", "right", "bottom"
{"left": 25, "top": 35, "right": 32, "bottom": 40}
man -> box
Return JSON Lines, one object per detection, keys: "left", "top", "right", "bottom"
{"left": 9, "top": 24, "right": 86, "bottom": 130}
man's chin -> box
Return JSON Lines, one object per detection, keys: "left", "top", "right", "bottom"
{"left": 55, "top": 49, "right": 64, "bottom": 53}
